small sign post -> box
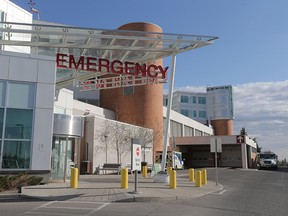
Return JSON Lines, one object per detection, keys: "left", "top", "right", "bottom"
{"left": 131, "top": 138, "right": 142, "bottom": 193}
{"left": 210, "top": 138, "right": 222, "bottom": 186}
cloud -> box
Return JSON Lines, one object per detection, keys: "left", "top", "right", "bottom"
{"left": 171, "top": 81, "right": 288, "bottom": 160}
{"left": 176, "top": 85, "right": 206, "bottom": 93}
{"left": 233, "top": 80, "right": 288, "bottom": 160}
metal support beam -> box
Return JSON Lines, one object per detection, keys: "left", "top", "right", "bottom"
{"left": 161, "top": 53, "right": 176, "bottom": 172}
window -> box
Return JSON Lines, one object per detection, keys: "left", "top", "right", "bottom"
{"left": 198, "top": 97, "right": 206, "bottom": 104}
{"left": 123, "top": 86, "right": 134, "bottom": 96}
{"left": 199, "top": 111, "right": 207, "bottom": 118}
{"left": 7, "top": 83, "right": 35, "bottom": 108}
{"left": 0, "top": 81, "right": 4, "bottom": 106}
{"left": 192, "top": 110, "right": 197, "bottom": 117}
{"left": 170, "top": 120, "right": 182, "bottom": 137}
{"left": 180, "top": 95, "right": 189, "bottom": 103}
{"left": 181, "top": 109, "right": 189, "bottom": 117}
{"left": 5, "top": 109, "right": 33, "bottom": 139}
{"left": 0, "top": 81, "right": 35, "bottom": 170}
{"left": 195, "top": 129, "right": 203, "bottom": 136}
{"left": 2, "top": 141, "right": 31, "bottom": 169}
{"left": 0, "top": 108, "right": 3, "bottom": 137}
{"left": 192, "top": 96, "right": 197, "bottom": 104}
{"left": 184, "top": 125, "right": 194, "bottom": 137}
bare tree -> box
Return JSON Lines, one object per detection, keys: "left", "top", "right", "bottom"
{"left": 135, "top": 127, "right": 153, "bottom": 162}
{"left": 95, "top": 120, "right": 112, "bottom": 163}
{"left": 110, "top": 122, "right": 132, "bottom": 164}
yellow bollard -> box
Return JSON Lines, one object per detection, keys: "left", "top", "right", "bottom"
{"left": 189, "top": 168, "right": 195, "bottom": 182}
{"left": 142, "top": 165, "right": 148, "bottom": 178}
{"left": 195, "top": 171, "right": 202, "bottom": 187}
{"left": 70, "top": 168, "right": 78, "bottom": 188}
{"left": 167, "top": 167, "right": 172, "bottom": 175}
{"left": 121, "top": 168, "right": 128, "bottom": 189}
{"left": 170, "top": 170, "right": 177, "bottom": 189}
{"left": 202, "top": 169, "right": 207, "bottom": 185}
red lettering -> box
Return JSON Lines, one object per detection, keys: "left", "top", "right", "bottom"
{"left": 124, "top": 61, "right": 135, "bottom": 75}
{"left": 86, "top": 57, "right": 97, "bottom": 72}
{"left": 56, "top": 53, "right": 68, "bottom": 68}
{"left": 69, "top": 55, "right": 84, "bottom": 70}
{"left": 135, "top": 63, "right": 147, "bottom": 77}
{"left": 111, "top": 60, "right": 123, "bottom": 74}
{"left": 98, "top": 58, "right": 110, "bottom": 72}
{"left": 147, "top": 64, "right": 158, "bottom": 78}
{"left": 55, "top": 53, "right": 168, "bottom": 82}
{"left": 158, "top": 66, "right": 169, "bottom": 79}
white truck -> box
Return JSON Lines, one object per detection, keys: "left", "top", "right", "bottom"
{"left": 155, "top": 151, "right": 184, "bottom": 170}
{"left": 257, "top": 151, "right": 278, "bottom": 170}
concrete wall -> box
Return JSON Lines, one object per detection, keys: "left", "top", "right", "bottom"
{"left": 0, "top": 51, "right": 56, "bottom": 171}
{"left": 85, "top": 116, "right": 153, "bottom": 173}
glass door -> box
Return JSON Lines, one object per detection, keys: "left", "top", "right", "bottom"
{"left": 51, "top": 136, "right": 79, "bottom": 182}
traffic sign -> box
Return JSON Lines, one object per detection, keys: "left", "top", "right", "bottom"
{"left": 131, "top": 138, "right": 141, "bottom": 171}
{"left": 210, "top": 138, "right": 222, "bottom": 153}
{"left": 236, "top": 135, "right": 245, "bottom": 143}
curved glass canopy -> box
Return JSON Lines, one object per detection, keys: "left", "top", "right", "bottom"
{"left": 0, "top": 21, "right": 218, "bottom": 89}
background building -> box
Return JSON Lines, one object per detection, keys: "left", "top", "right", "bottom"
{"left": 207, "top": 85, "right": 234, "bottom": 135}
{"left": 164, "top": 85, "right": 234, "bottom": 135}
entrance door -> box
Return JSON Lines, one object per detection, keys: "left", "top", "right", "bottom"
{"left": 51, "top": 136, "right": 79, "bottom": 181}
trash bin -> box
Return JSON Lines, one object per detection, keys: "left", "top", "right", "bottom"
{"left": 82, "top": 161, "right": 91, "bottom": 174}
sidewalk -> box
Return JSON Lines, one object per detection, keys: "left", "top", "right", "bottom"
{"left": 19, "top": 173, "right": 223, "bottom": 202}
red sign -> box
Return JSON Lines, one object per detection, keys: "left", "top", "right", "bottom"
{"left": 136, "top": 147, "right": 140, "bottom": 156}
{"left": 56, "top": 53, "right": 168, "bottom": 79}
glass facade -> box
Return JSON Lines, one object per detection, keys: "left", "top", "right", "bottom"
{"left": 0, "top": 81, "right": 35, "bottom": 170}
{"left": 206, "top": 85, "right": 234, "bottom": 120}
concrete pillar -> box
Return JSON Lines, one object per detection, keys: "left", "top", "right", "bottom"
{"left": 241, "top": 143, "right": 248, "bottom": 169}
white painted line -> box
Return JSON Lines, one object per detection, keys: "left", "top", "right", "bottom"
{"left": 26, "top": 211, "right": 74, "bottom": 216}
{"left": 24, "top": 201, "right": 56, "bottom": 214}
{"left": 23, "top": 201, "right": 110, "bottom": 216}
{"left": 212, "top": 189, "right": 227, "bottom": 195}
{"left": 218, "top": 189, "right": 227, "bottom": 195}
{"left": 87, "top": 203, "right": 110, "bottom": 216}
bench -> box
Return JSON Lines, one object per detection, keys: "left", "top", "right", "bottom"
{"left": 96, "top": 163, "right": 121, "bottom": 175}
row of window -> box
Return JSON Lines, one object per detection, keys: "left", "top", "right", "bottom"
{"left": 169, "top": 120, "right": 208, "bottom": 137}
{"left": 0, "top": 81, "right": 35, "bottom": 169}
{"left": 180, "top": 95, "right": 206, "bottom": 105}
{"left": 181, "top": 109, "right": 207, "bottom": 118}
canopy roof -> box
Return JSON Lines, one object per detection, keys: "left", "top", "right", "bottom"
{"left": 0, "top": 22, "right": 218, "bottom": 89}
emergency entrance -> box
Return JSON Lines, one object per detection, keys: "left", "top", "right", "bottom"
{"left": 0, "top": 20, "right": 218, "bottom": 177}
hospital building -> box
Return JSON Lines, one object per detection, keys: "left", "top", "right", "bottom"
{"left": 0, "top": 0, "right": 257, "bottom": 182}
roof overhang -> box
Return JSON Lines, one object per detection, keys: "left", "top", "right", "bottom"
{"left": 0, "top": 22, "right": 218, "bottom": 89}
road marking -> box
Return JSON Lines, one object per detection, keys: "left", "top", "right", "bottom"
{"left": 23, "top": 201, "right": 110, "bottom": 216}
{"left": 212, "top": 189, "right": 227, "bottom": 195}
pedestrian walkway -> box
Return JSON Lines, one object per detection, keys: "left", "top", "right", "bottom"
{"left": 20, "top": 173, "right": 223, "bottom": 202}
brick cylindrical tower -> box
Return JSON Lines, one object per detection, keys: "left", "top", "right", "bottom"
{"left": 211, "top": 119, "right": 234, "bottom": 135}
{"left": 99, "top": 22, "right": 164, "bottom": 155}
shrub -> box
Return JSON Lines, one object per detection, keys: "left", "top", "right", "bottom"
{"left": 0, "top": 172, "right": 43, "bottom": 192}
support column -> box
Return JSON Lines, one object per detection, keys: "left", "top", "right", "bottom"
{"left": 241, "top": 143, "right": 248, "bottom": 169}
{"left": 161, "top": 53, "right": 177, "bottom": 172}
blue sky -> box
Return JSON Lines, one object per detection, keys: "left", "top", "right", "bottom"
{"left": 12, "top": 0, "right": 288, "bottom": 87}
{"left": 11, "top": 0, "right": 288, "bottom": 160}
